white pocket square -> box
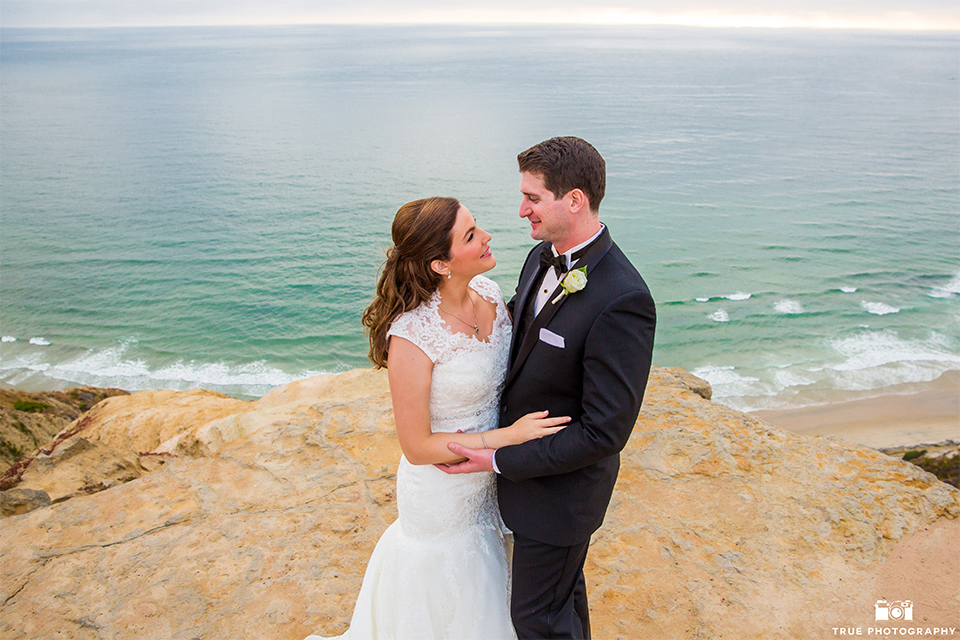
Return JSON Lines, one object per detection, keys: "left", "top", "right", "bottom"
{"left": 539, "top": 328, "right": 565, "bottom": 348}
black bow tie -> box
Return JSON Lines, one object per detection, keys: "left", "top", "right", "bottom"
{"left": 539, "top": 246, "right": 568, "bottom": 274}
{"left": 539, "top": 240, "right": 597, "bottom": 276}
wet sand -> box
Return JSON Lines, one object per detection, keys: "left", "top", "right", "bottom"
{"left": 750, "top": 370, "right": 959, "bottom": 449}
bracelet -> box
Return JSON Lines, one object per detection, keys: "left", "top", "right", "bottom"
{"left": 480, "top": 431, "right": 488, "bottom": 449}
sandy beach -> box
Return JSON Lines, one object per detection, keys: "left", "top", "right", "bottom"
{"left": 751, "top": 370, "right": 959, "bottom": 450}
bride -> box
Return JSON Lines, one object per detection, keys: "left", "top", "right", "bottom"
{"left": 305, "top": 197, "right": 568, "bottom": 640}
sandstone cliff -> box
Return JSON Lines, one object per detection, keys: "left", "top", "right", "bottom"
{"left": 0, "top": 386, "right": 129, "bottom": 469}
{"left": 0, "top": 368, "right": 957, "bottom": 639}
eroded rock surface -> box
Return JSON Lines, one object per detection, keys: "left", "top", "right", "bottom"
{"left": 0, "top": 367, "right": 956, "bottom": 639}
{"left": 0, "top": 386, "right": 129, "bottom": 469}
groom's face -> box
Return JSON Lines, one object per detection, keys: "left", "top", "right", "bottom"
{"left": 519, "top": 171, "right": 572, "bottom": 248}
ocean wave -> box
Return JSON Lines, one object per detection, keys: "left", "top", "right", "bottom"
{"left": 693, "top": 293, "right": 749, "bottom": 304}
{"left": 928, "top": 271, "right": 960, "bottom": 299}
{"left": 0, "top": 340, "right": 328, "bottom": 400}
{"left": 772, "top": 368, "right": 816, "bottom": 389}
{"left": 774, "top": 299, "right": 804, "bottom": 314}
{"left": 691, "top": 365, "right": 772, "bottom": 406}
{"left": 691, "top": 364, "right": 760, "bottom": 387}
{"left": 29, "top": 337, "right": 51, "bottom": 346}
{"left": 1, "top": 336, "right": 16, "bottom": 343}
{"left": 708, "top": 309, "right": 729, "bottom": 323}
{"left": 692, "top": 329, "right": 960, "bottom": 412}
{"left": 860, "top": 301, "right": 899, "bottom": 315}
{"left": 825, "top": 330, "right": 960, "bottom": 372}
{"left": 840, "top": 286, "right": 857, "bottom": 293}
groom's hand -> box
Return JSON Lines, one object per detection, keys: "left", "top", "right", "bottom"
{"left": 435, "top": 443, "right": 494, "bottom": 474}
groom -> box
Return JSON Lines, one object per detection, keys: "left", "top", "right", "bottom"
{"left": 443, "top": 137, "right": 656, "bottom": 638}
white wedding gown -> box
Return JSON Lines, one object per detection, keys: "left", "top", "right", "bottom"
{"left": 306, "top": 275, "right": 516, "bottom": 640}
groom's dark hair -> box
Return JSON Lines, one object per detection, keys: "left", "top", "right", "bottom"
{"left": 518, "top": 136, "right": 605, "bottom": 213}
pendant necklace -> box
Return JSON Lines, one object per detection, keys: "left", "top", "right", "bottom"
{"left": 439, "top": 294, "right": 480, "bottom": 335}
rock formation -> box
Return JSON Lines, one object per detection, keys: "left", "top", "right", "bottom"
{"left": 0, "top": 386, "right": 129, "bottom": 469}
{"left": 0, "top": 367, "right": 957, "bottom": 639}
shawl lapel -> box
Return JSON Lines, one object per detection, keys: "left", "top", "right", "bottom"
{"left": 505, "top": 228, "right": 613, "bottom": 388}
{"left": 508, "top": 243, "right": 549, "bottom": 360}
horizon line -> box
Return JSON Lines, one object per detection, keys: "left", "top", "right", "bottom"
{"left": 3, "top": 12, "right": 959, "bottom": 32}
{"left": 3, "top": 22, "right": 959, "bottom": 33}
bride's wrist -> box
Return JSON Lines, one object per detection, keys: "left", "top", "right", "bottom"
{"left": 485, "top": 429, "right": 508, "bottom": 449}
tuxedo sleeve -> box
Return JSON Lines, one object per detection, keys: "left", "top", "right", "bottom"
{"left": 495, "top": 287, "right": 656, "bottom": 481}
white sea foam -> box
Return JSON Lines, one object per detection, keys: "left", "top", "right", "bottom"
{"left": 691, "top": 364, "right": 758, "bottom": 386}
{"left": 772, "top": 368, "right": 815, "bottom": 388}
{"left": 0, "top": 351, "right": 50, "bottom": 375}
{"left": 53, "top": 345, "right": 152, "bottom": 380}
{"left": 774, "top": 299, "right": 804, "bottom": 314}
{"left": 708, "top": 309, "right": 729, "bottom": 322}
{"left": 827, "top": 330, "right": 960, "bottom": 372}
{"left": 726, "top": 292, "right": 751, "bottom": 301}
{"left": 840, "top": 286, "right": 857, "bottom": 293}
{"left": 1, "top": 336, "right": 16, "bottom": 343}
{"left": 928, "top": 272, "right": 960, "bottom": 299}
{"left": 692, "top": 329, "right": 960, "bottom": 412}
{"left": 695, "top": 297, "right": 710, "bottom": 302}
{"left": 29, "top": 337, "right": 51, "bottom": 346}
{"left": 800, "top": 330, "right": 960, "bottom": 397}
{"left": 150, "top": 359, "right": 309, "bottom": 388}
{"left": 0, "top": 339, "right": 326, "bottom": 400}
{"left": 692, "top": 365, "right": 772, "bottom": 408}
{"left": 860, "top": 301, "right": 899, "bottom": 315}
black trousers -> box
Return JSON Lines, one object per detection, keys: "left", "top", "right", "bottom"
{"left": 511, "top": 532, "right": 591, "bottom": 640}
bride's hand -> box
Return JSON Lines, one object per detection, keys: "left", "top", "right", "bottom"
{"left": 505, "top": 410, "right": 570, "bottom": 445}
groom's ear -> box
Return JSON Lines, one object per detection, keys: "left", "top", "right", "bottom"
{"left": 567, "top": 188, "right": 588, "bottom": 214}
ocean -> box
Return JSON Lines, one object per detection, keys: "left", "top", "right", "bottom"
{"left": 1, "top": 25, "right": 958, "bottom": 411}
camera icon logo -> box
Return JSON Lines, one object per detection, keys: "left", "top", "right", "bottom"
{"left": 875, "top": 600, "right": 913, "bottom": 621}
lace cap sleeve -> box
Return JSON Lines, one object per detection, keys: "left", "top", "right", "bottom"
{"left": 387, "top": 303, "right": 445, "bottom": 363}
{"left": 469, "top": 274, "right": 504, "bottom": 305}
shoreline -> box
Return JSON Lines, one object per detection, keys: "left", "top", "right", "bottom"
{"left": 3, "top": 368, "right": 957, "bottom": 452}
{"left": 750, "top": 370, "right": 959, "bottom": 450}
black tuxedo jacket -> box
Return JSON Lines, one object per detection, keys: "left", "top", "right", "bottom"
{"left": 496, "top": 228, "right": 656, "bottom": 547}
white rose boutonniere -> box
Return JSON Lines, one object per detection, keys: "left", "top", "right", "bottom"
{"left": 552, "top": 266, "right": 588, "bottom": 304}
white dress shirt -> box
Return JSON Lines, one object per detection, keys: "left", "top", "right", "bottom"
{"left": 534, "top": 225, "right": 606, "bottom": 314}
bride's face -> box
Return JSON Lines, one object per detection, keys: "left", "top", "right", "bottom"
{"left": 444, "top": 205, "right": 496, "bottom": 278}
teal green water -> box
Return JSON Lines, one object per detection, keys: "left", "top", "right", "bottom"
{"left": 1, "top": 26, "right": 958, "bottom": 409}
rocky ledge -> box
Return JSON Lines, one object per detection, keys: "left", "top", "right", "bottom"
{"left": 0, "top": 386, "right": 129, "bottom": 470}
{"left": 0, "top": 368, "right": 957, "bottom": 639}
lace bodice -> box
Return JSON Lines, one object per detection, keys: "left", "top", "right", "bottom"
{"left": 387, "top": 275, "right": 511, "bottom": 435}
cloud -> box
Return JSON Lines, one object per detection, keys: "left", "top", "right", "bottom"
{"left": 2, "top": 0, "right": 958, "bottom": 29}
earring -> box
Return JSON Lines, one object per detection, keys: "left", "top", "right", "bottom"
{"left": 447, "top": 272, "right": 452, "bottom": 279}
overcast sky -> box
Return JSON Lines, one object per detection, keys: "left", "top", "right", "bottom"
{"left": 2, "top": 0, "right": 958, "bottom": 30}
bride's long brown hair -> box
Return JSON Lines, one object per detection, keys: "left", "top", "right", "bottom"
{"left": 362, "top": 197, "right": 461, "bottom": 368}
